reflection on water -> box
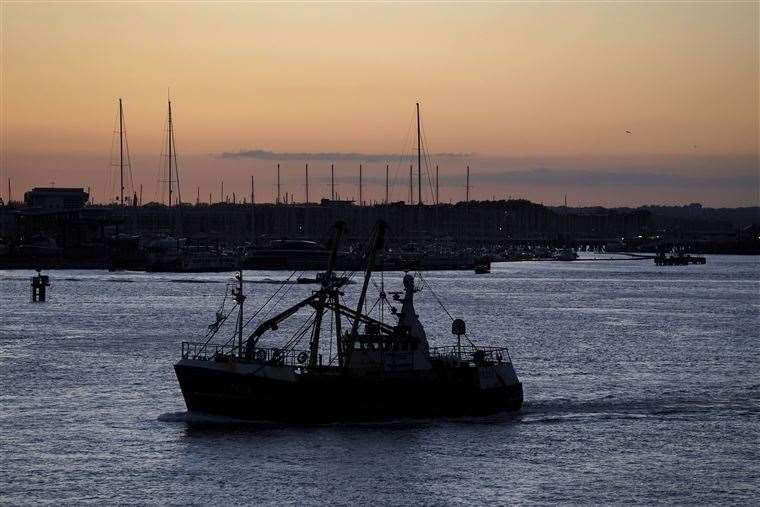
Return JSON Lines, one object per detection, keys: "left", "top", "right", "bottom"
{"left": 1, "top": 255, "right": 758, "bottom": 504}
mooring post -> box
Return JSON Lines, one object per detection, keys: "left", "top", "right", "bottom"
{"left": 31, "top": 269, "right": 50, "bottom": 302}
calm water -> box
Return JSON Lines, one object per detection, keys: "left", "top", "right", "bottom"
{"left": 1, "top": 256, "right": 759, "bottom": 505}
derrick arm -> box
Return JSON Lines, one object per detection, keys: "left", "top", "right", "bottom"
{"left": 245, "top": 293, "right": 320, "bottom": 357}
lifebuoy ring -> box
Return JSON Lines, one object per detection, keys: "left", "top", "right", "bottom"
{"left": 297, "top": 351, "right": 308, "bottom": 364}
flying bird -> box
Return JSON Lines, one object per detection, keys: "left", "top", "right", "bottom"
{"left": 625, "top": 130, "right": 632, "bottom": 134}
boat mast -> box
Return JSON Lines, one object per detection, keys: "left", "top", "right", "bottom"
{"left": 435, "top": 165, "right": 439, "bottom": 205}
{"left": 277, "top": 163, "right": 281, "bottom": 204}
{"left": 409, "top": 165, "right": 412, "bottom": 204}
{"left": 251, "top": 175, "right": 255, "bottom": 242}
{"left": 385, "top": 164, "right": 389, "bottom": 204}
{"left": 466, "top": 165, "right": 470, "bottom": 202}
{"left": 234, "top": 271, "right": 246, "bottom": 359}
{"left": 331, "top": 163, "right": 335, "bottom": 200}
{"left": 308, "top": 221, "right": 344, "bottom": 368}
{"left": 350, "top": 221, "right": 386, "bottom": 338}
{"left": 416, "top": 102, "right": 422, "bottom": 206}
{"left": 168, "top": 98, "right": 173, "bottom": 208}
{"left": 344, "top": 220, "right": 386, "bottom": 368}
{"left": 119, "top": 98, "right": 125, "bottom": 207}
{"left": 359, "top": 164, "right": 363, "bottom": 205}
{"left": 305, "top": 163, "right": 309, "bottom": 203}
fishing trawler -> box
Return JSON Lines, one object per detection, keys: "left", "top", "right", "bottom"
{"left": 174, "top": 221, "right": 523, "bottom": 421}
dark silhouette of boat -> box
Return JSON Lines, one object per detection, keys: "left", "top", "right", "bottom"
{"left": 654, "top": 251, "right": 706, "bottom": 266}
{"left": 174, "top": 221, "right": 523, "bottom": 422}
{"left": 243, "top": 239, "right": 330, "bottom": 270}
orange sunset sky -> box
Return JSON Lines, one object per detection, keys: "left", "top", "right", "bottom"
{"left": 1, "top": 1, "right": 758, "bottom": 207}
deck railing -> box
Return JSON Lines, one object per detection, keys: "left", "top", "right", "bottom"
{"left": 181, "top": 341, "right": 309, "bottom": 366}
{"left": 181, "top": 341, "right": 511, "bottom": 367}
{"left": 428, "top": 345, "right": 512, "bottom": 365}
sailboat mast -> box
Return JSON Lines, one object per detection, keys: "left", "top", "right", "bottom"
{"left": 435, "top": 164, "right": 439, "bottom": 205}
{"left": 359, "top": 164, "right": 363, "bottom": 205}
{"left": 416, "top": 102, "right": 422, "bottom": 205}
{"left": 385, "top": 164, "right": 389, "bottom": 204}
{"left": 277, "top": 163, "right": 281, "bottom": 204}
{"left": 409, "top": 165, "right": 413, "bottom": 204}
{"left": 251, "top": 175, "right": 255, "bottom": 241}
{"left": 466, "top": 165, "right": 470, "bottom": 202}
{"left": 119, "top": 98, "right": 125, "bottom": 206}
{"left": 167, "top": 99, "right": 173, "bottom": 207}
{"left": 331, "top": 164, "right": 335, "bottom": 200}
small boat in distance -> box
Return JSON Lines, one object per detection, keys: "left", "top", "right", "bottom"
{"left": 174, "top": 221, "right": 523, "bottom": 422}
{"left": 553, "top": 248, "right": 579, "bottom": 261}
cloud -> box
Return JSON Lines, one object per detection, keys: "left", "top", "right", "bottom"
{"left": 439, "top": 167, "right": 758, "bottom": 189}
{"left": 220, "top": 149, "right": 471, "bottom": 162}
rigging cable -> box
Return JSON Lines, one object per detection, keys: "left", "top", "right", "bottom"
{"left": 417, "top": 272, "right": 477, "bottom": 347}
{"left": 120, "top": 103, "right": 136, "bottom": 200}
{"left": 154, "top": 113, "right": 168, "bottom": 204}
{"left": 240, "top": 270, "right": 299, "bottom": 330}
{"left": 420, "top": 121, "right": 437, "bottom": 203}
{"left": 104, "top": 107, "right": 119, "bottom": 204}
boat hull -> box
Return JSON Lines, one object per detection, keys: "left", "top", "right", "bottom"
{"left": 175, "top": 359, "right": 523, "bottom": 422}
